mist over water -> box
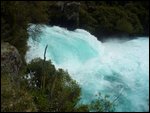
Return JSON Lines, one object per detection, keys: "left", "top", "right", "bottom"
{"left": 26, "top": 25, "right": 149, "bottom": 112}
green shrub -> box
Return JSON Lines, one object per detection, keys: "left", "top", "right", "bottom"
{"left": 26, "top": 58, "right": 81, "bottom": 112}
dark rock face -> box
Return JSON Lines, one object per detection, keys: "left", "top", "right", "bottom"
{"left": 63, "top": 2, "right": 80, "bottom": 30}
{"left": 1, "top": 42, "right": 22, "bottom": 76}
{"left": 49, "top": 1, "right": 80, "bottom": 30}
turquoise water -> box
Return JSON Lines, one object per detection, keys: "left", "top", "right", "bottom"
{"left": 26, "top": 25, "right": 149, "bottom": 112}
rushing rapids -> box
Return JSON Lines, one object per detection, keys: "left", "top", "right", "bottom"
{"left": 26, "top": 25, "right": 149, "bottom": 112}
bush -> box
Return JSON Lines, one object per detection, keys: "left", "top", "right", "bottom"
{"left": 26, "top": 58, "right": 81, "bottom": 112}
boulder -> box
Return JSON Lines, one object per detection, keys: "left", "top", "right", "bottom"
{"left": 1, "top": 42, "right": 22, "bottom": 76}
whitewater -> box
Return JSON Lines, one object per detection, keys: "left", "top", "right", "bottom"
{"left": 25, "top": 25, "right": 149, "bottom": 112}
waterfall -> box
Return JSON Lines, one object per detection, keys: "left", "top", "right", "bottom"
{"left": 26, "top": 25, "right": 149, "bottom": 112}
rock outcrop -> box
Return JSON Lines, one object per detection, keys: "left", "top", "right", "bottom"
{"left": 1, "top": 42, "right": 22, "bottom": 76}
{"left": 49, "top": 1, "right": 80, "bottom": 30}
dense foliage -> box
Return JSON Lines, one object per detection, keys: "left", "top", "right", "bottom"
{"left": 1, "top": 73, "right": 37, "bottom": 112}
{"left": 78, "top": 1, "right": 149, "bottom": 38}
